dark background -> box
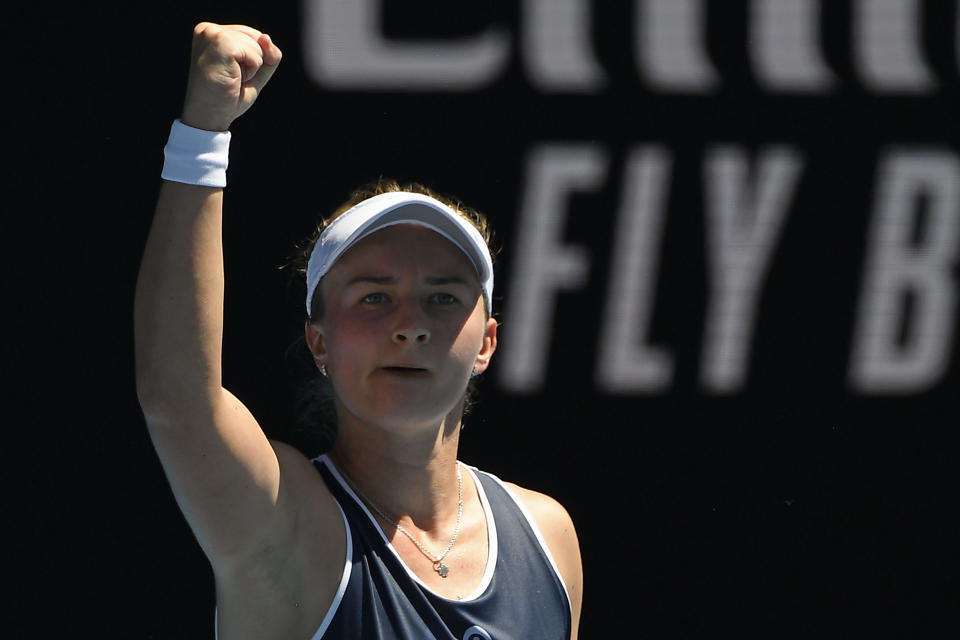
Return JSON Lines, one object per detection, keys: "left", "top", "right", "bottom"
{"left": 11, "top": 1, "right": 958, "bottom": 637}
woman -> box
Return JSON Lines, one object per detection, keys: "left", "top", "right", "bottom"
{"left": 134, "top": 22, "right": 582, "bottom": 639}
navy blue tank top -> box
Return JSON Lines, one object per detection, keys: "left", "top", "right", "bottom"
{"left": 309, "top": 455, "right": 571, "bottom": 640}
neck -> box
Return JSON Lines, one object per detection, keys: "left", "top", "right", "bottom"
{"left": 328, "top": 407, "right": 465, "bottom": 530}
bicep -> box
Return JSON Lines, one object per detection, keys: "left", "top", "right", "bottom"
{"left": 145, "top": 386, "right": 287, "bottom": 562}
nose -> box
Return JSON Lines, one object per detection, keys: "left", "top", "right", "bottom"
{"left": 392, "top": 302, "right": 431, "bottom": 345}
{"left": 392, "top": 326, "right": 431, "bottom": 344}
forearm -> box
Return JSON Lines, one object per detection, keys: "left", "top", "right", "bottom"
{"left": 134, "top": 180, "right": 226, "bottom": 418}
{"left": 135, "top": 22, "right": 281, "bottom": 418}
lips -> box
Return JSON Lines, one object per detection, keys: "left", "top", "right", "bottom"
{"left": 380, "top": 365, "right": 429, "bottom": 374}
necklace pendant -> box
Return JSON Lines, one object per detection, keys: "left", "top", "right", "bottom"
{"left": 435, "top": 562, "right": 450, "bottom": 578}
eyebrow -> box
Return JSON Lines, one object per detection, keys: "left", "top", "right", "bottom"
{"left": 425, "top": 276, "right": 472, "bottom": 286}
{"left": 346, "top": 275, "right": 396, "bottom": 286}
{"left": 345, "top": 275, "right": 473, "bottom": 287}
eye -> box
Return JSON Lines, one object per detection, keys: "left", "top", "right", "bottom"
{"left": 362, "top": 292, "right": 389, "bottom": 304}
{"left": 431, "top": 293, "right": 458, "bottom": 305}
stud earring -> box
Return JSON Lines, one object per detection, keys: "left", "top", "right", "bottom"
{"left": 471, "top": 364, "right": 480, "bottom": 377}
{"left": 313, "top": 354, "right": 327, "bottom": 377}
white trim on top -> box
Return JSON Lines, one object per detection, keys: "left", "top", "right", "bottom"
{"left": 310, "top": 496, "right": 353, "bottom": 640}
{"left": 480, "top": 472, "right": 573, "bottom": 620}
{"left": 318, "top": 455, "right": 498, "bottom": 603}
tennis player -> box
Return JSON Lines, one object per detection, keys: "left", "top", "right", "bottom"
{"left": 135, "top": 22, "right": 582, "bottom": 639}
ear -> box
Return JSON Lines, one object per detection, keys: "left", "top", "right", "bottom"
{"left": 305, "top": 320, "right": 327, "bottom": 362}
{"left": 473, "top": 317, "right": 498, "bottom": 375}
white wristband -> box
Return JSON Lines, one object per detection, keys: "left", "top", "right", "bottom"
{"left": 161, "top": 120, "right": 232, "bottom": 187}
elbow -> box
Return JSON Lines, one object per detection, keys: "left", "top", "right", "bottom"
{"left": 134, "top": 331, "right": 222, "bottom": 431}
{"left": 134, "top": 357, "right": 209, "bottom": 426}
{"left": 134, "top": 361, "right": 177, "bottom": 424}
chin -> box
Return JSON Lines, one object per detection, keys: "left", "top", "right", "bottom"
{"left": 351, "top": 396, "right": 467, "bottom": 433}
{"left": 334, "top": 377, "right": 469, "bottom": 431}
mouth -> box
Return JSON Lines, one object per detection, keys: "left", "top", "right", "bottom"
{"left": 380, "top": 365, "right": 429, "bottom": 375}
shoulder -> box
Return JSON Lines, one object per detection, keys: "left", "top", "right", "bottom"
{"left": 213, "top": 440, "right": 344, "bottom": 580}
{"left": 228, "top": 440, "right": 343, "bottom": 564}
{"left": 503, "top": 482, "right": 583, "bottom": 635}
{"left": 271, "top": 438, "right": 324, "bottom": 479}
{"left": 214, "top": 441, "right": 349, "bottom": 638}
{"left": 503, "top": 482, "right": 578, "bottom": 543}
{"left": 270, "top": 440, "right": 342, "bottom": 528}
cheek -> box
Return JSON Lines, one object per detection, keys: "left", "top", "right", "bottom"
{"left": 323, "top": 314, "right": 375, "bottom": 364}
{"left": 448, "top": 316, "right": 489, "bottom": 360}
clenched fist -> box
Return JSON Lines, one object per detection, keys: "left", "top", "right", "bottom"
{"left": 181, "top": 23, "right": 282, "bottom": 132}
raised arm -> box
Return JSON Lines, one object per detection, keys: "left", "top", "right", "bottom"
{"left": 134, "top": 23, "right": 294, "bottom": 564}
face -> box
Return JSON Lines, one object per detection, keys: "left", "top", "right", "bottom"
{"left": 306, "top": 224, "right": 497, "bottom": 432}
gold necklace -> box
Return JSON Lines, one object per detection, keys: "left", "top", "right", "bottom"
{"left": 342, "top": 462, "right": 463, "bottom": 578}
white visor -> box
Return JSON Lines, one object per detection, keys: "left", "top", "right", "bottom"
{"left": 305, "top": 192, "right": 494, "bottom": 317}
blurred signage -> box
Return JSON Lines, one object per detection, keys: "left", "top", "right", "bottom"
{"left": 302, "top": 0, "right": 959, "bottom": 396}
